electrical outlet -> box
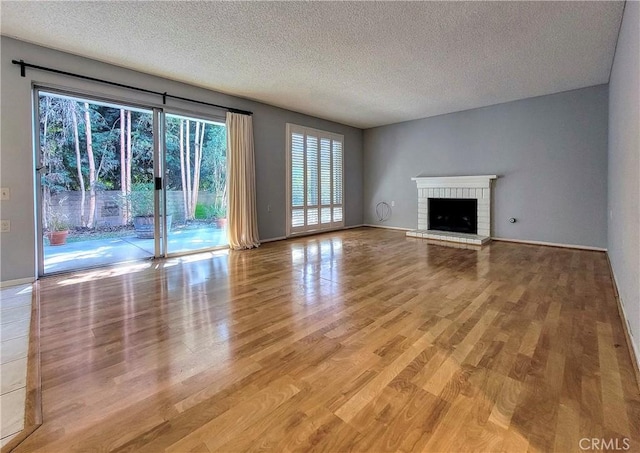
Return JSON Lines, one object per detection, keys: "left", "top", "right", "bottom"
{"left": 267, "top": 204, "right": 271, "bottom": 212}
{"left": 0, "top": 220, "right": 10, "bottom": 233}
{"left": 391, "top": 201, "right": 395, "bottom": 207}
{"left": 0, "top": 187, "right": 9, "bottom": 201}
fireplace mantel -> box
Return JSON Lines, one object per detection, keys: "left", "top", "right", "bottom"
{"left": 407, "top": 175, "right": 498, "bottom": 245}
{"left": 411, "top": 175, "right": 497, "bottom": 189}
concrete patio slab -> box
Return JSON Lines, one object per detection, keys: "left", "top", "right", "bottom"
{"left": 44, "top": 227, "right": 227, "bottom": 274}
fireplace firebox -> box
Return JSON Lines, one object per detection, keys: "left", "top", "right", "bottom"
{"left": 428, "top": 198, "right": 478, "bottom": 234}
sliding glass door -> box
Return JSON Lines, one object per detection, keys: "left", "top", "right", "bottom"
{"left": 163, "top": 113, "right": 227, "bottom": 255}
{"left": 36, "top": 90, "right": 160, "bottom": 275}
{"left": 35, "top": 90, "right": 229, "bottom": 275}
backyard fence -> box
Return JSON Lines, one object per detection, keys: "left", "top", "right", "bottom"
{"left": 49, "top": 190, "right": 220, "bottom": 228}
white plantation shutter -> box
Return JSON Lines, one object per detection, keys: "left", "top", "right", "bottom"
{"left": 287, "top": 124, "right": 344, "bottom": 235}
{"left": 332, "top": 141, "right": 342, "bottom": 204}
{"left": 332, "top": 140, "right": 343, "bottom": 222}
{"left": 291, "top": 133, "right": 305, "bottom": 208}
{"left": 306, "top": 135, "right": 318, "bottom": 207}
{"left": 320, "top": 139, "right": 331, "bottom": 203}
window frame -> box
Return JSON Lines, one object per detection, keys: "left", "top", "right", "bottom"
{"left": 286, "top": 123, "right": 345, "bottom": 237}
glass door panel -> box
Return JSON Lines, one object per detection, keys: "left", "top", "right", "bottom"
{"left": 164, "top": 113, "right": 227, "bottom": 255}
{"left": 37, "top": 91, "right": 157, "bottom": 275}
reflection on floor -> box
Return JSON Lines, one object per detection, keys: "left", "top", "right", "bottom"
{"left": 13, "top": 229, "right": 640, "bottom": 452}
{"left": 45, "top": 226, "right": 227, "bottom": 274}
{"left": 0, "top": 284, "right": 32, "bottom": 448}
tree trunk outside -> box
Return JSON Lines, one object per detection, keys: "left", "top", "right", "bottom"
{"left": 120, "top": 109, "right": 128, "bottom": 224}
{"left": 179, "top": 119, "right": 188, "bottom": 221}
{"left": 126, "top": 110, "right": 132, "bottom": 222}
{"left": 185, "top": 120, "right": 192, "bottom": 220}
{"left": 84, "top": 103, "right": 96, "bottom": 228}
{"left": 72, "top": 106, "right": 86, "bottom": 226}
{"left": 191, "top": 122, "right": 205, "bottom": 217}
{"left": 191, "top": 121, "right": 200, "bottom": 218}
{"left": 41, "top": 97, "right": 51, "bottom": 230}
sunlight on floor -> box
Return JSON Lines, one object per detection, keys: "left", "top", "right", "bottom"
{"left": 56, "top": 248, "right": 230, "bottom": 286}
{"left": 56, "top": 262, "right": 153, "bottom": 286}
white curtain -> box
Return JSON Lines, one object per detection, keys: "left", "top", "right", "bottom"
{"left": 226, "top": 112, "right": 260, "bottom": 250}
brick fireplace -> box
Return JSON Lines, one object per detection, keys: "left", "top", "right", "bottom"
{"left": 407, "top": 175, "right": 497, "bottom": 245}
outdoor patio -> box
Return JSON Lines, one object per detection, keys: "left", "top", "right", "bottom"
{"left": 44, "top": 226, "right": 226, "bottom": 274}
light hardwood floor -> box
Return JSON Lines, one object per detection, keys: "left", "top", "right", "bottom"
{"left": 12, "top": 228, "right": 640, "bottom": 452}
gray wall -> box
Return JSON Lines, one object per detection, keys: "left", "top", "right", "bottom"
{"left": 0, "top": 37, "right": 363, "bottom": 283}
{"left": 363, "top": 85, "right": 609, "bottom": 248}
{"left": 608, "top": 1, "right": 639, "bottom": 368}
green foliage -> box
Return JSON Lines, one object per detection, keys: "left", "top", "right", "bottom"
{"left": 47, "top": 197, "right": 70, "bottom": 231}
{"left": 194, "top": 203, "right": 209, "bottom": 220}
{"left": 127, "top": 182, "right": 155, "bottom": 217}
{"left": 39, "top": 95, "right": 156, "bottom": 194}
{"left": 207, "top": 204, "right": 226, "bottom": 219}
{"left": 193, "top": 203, "right": 226, "bottom": 220}
{"left": 164, "top": 117, "right": 227, "bottom": 195}
{"left": 49, "top": 213, "right": 71, "bottom": 231}
{"left": 39, "top": 94, "right": 228, "bottom": 225}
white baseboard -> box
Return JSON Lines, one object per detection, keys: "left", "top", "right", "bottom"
{"left": 615, "top": 281, "right": 640, "bottom": 374}
{"left": 1, "top": 277, "right": 36, "bottom": 288}
{"left": 285, "top": 224, "right": 367, "bottom": 240}
{"left": 360, "top": 228, "right": 606, "bottom": 251}
{"left": 606, "top": 253, "right": 640, "bottom": 390}
{"left": 363, "top": 223, "right": 411, "bottom": 232}
{"left": 260, "top": 236, "right": 287, "bottom": 243}
{"left": 492, "top": 237, "right": 607, "bottom": 252}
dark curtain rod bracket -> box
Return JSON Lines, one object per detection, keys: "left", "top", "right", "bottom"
{"left": 12, "top": 59, "right": 253, "bottom": 116}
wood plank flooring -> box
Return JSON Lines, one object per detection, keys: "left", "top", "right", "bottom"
{"left": 12, "top": 228, "right": 640, "bottom": 452}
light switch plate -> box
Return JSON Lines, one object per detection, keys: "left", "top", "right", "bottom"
{"left": 0, "top": 188, "right": 9, "bottom": 201}
{"left": 0, "top": 220, "right": 10, "bottom": 233}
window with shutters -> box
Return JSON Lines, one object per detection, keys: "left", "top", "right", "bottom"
{"left": 286, "top": 124, "right": 344, "bottom": 235}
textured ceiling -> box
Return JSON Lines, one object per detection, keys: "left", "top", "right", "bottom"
{"left": 0, "top": 1, "right": 624, "bottom": 128}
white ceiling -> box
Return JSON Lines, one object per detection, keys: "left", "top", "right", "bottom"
{"left": 0, "top": 1, "right": 624, "bottom": 128}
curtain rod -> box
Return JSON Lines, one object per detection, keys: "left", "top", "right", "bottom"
{"left": 11, "top": 59, "right": 253, "bottom": 116}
